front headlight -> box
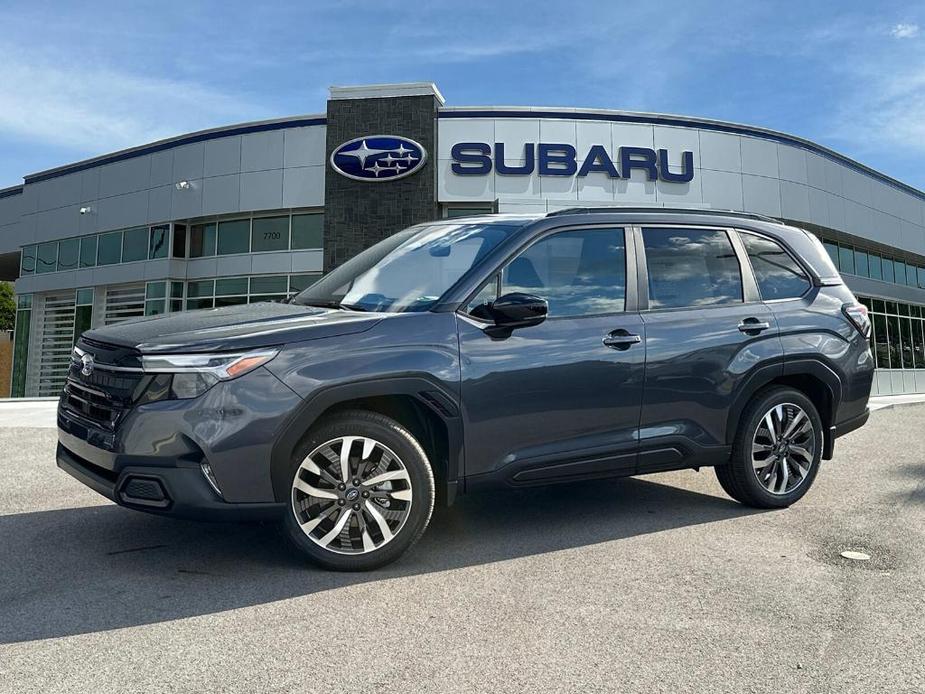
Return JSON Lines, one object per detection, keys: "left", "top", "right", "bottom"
{"left": 141, "top": 348, "right": 279, "bottom": 399}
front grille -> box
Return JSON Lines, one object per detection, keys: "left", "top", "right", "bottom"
{"left": 62, "top": 339, "right": 147, "bottom": 429}
{"left": 63, "top": 379, "right": 125, "bottom": 429}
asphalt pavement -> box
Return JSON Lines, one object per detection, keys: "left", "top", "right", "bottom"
{"left": 1, "top": 405, "right": 924, "bottom": 693}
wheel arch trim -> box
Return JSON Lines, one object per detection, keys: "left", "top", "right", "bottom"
{"left": 269, "top": 376, "right": 463, "bottom": 504}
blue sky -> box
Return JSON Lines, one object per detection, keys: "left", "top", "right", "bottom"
{"left": 1, "top": 0, "right": 923, "bottom": 189}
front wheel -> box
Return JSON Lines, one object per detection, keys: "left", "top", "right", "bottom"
{"left": 283, "top": 410, "right": 435, "bottom": 571}
{"left": 715, "top": 387, "right": 823, "bottom": 509}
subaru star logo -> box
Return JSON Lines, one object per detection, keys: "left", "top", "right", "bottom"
{"left": 80, "top": 353, "right": 94, "bottom": 377}
{"left": 330, "top": 135, "right": 427, "bottom": 182}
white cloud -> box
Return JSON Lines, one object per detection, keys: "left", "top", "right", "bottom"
{"left": 890, "top": 23, "right": 920, "bottom": 39}
{"left": 0, "top": 45, "right": 271, "bottom": 164}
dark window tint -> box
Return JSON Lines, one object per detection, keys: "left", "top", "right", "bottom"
{"left": 250, "top": 275, "right": 288, "bottom": 295}
{"left": 740, "top": 233, "right": 811, "bottom": 300}
{"left": 886, "top": 315, "right": 902, "bottom": 367}
{"left": 57, "top": 238, "right": 79, "bottom": 271}
{"left": 838, "top": 245, "right": 855, "bottom": 274}
{"left": 122, "top": 227, "right": 148, "bottom": 263}
{"left": 20, "top": 246, "right": 36, "bottom": 275}
{"left": 823, "top": 241, "right": 839, "bottom": 269}
{"left": 190, "top": 223, "right": 216, "bottom": 258}
{"left": 868, "top": 253, "right": 882, "bottom": 280}
{"left": 882, "top": 257, "right": 895, "bottom": 283}
{"left": 854, "top": 249, "right": 869, "bottom": 278}
{"left": 291, "top": 213, "right": 323, "bottom": 249}
{"left": 172, "top": 224, "right": 187, "bottom": 258}
{"left": 149, "top": 225, "right": 169, "bottom": 259}
{"left": 290, "top": 273, "right": 321, "bottom": 293}
{"left": 252, "top": 216, "right": 289, "bottom": 252}
{"left": 907, "top": 263, "right": 918, "bottom": 287}
{"left": 36, "top": 242, "right": 57, "bottom": 274}
{"left": 79, "top": 236, "right": 97, "bottom": 268}
{"left": 643, "top": 228, "right": 742, "bottom": 309}
{"left": 894, "top": 260, "right": 907, "bottom": 285}
{"left": 215, "top": 277, "right": 248, "bottom": 296}
{"left": 499, "top": 228, "right": 626, "bottom": 317}
{"left": 217, "top": 219, "right": 250, "bottom": 255}
{"left": 872, "top": 313, "right": 889, "bottom": 368}
{"left": 97, "top": 232, "right": 122, "bottom": 265}
{"left": 919, "top": 267, "right": 925, "bottom": 290}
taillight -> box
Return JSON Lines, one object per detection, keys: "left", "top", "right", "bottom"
{"left": 843, "top": 302, "right": 871, "bottom": 339}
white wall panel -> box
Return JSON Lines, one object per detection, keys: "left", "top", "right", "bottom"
{"left": 742, "top": 174, "right": 781, "bottom": 217}
{"left": 777, "top": 145, "right": 807, "bottom": 184}
{"left": 284, "top": 127, "right": 326, "bottom": 168}
{"left": 700, "top": 169, "right": 743, "bottom": 210}
{"left": 741, "top": 137, "right": 779, "bottom": 178}
{"left": 697, "top": 131, "right": 740, "bottom": 172}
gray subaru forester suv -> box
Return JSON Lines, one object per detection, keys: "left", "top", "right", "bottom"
{"left": 58, "top": 209, "right": 874, "bottom": 570}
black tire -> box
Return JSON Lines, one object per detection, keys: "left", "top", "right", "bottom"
{"left": 283, "top": 410, "right": 435, "bottom": 571}
{"left": 715, "top": 386, "right": 823, "bottom": 509}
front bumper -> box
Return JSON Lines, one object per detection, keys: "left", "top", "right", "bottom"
{"left": 56, "top": 365, "right": 301, "bottom": 520}
{"left": 56, "top": 439, "right": 284, "bottom": 521}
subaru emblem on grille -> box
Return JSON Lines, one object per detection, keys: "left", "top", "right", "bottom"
{"left": 80, "top": 353, "right": 95, "bottom": 377}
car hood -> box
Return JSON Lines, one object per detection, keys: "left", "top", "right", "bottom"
{"left": 82, "top": 302, "right": 385, "bottom": 354}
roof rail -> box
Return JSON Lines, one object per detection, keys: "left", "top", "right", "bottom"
{"left": 545, "top": 206, "right": 785, "bottom": 225}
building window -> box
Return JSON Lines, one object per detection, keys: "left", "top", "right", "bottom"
{"left": 289, "top": 273, "right": 320, "bottom": 293}
{"left": 186, "top": 280, "right": 215, "bottom": 310}
{"left": 122, "top": 227, "right": 148, "bottom": 263}
{"left": 57, "top": 238, "right": 79, "bottom": 272}
{"left": 868, "top": 253, "right": 882, "bottom": 281}
{"left": 149, "top": 225, "right": 170, "bottom": 259}
{"left": 36, "top": 242, "right": 57, "bottom": 274}
{"left": 854, "top": 249, "right": 869, "bottom": 278}
{"left": 838, "top": 245, "right": 855, "bottom": 275}
{"left": 11, "top": 297, "right": 32, "bottom": 398}
{"left": 190, "top": 223, "right": 217, "bottom": 258}
{"left": 74, "top": 288, "right": 93, "bottom": 343}
{"left": 822, "top": 241, "right": 839, "bottom": 269}
{"left": 20, "top": 246, "right": 36, "bottom": 275}
{"left": 251, "top": 216, "right": 289, "bottom": 252}
{"left": 443, "top": 204, "right": 494, "bottom": 218}
{"left": 249, "top": 275, "right": 288, "bottom": 302}
{"left": 882, "top": 257, "right": 895, "bottom": 283}
{"left": 97, "top": 231, "right": 122, "bottom": 266}
{"left": 217, "top": 219, "right": 250, "bottom": 255}
{"left": 170, "top": 281, "right": 184, "bottom": 312}
{"left": 144, "top": 281, "right": 167, "bottom": 315}
{"left": 172, "top": 224, "right": 187, "bottom": 259}
{"left": 864, "top": 296, "right": 925, "bottom": 371}
{"left": 79, "top": 237, "right": 97, "bottom": 268}
{"left": 291, "top": 213, "right": 323, "bottom": 249}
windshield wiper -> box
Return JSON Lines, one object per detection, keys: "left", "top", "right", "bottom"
{"left": 299, "top": 300, "right": 367, "bottom": 312}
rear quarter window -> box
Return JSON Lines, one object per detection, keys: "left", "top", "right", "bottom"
{"left": 740, "top": 232, "right": 812, "bottom": 300}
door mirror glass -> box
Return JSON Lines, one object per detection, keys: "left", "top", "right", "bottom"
{"left": 488, "top": 292, "right": 548, "bottom": 330}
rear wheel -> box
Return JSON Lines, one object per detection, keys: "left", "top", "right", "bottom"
{"left": 716, "top": 387, "right": 823, "bottom": 509}
{"left": 283, "top": 410, "right": 435, "bottom": 571}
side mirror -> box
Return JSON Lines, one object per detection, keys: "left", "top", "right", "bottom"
{"left": 486, "top": 292, "right": 548, "bottom": 333}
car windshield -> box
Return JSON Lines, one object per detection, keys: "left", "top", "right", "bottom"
{"left": 292, "top": 220, "right": 525, "bottom": 312}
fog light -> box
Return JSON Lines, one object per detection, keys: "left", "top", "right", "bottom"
{"left": 200, "top": 461, "right": 223, "bottom": 498}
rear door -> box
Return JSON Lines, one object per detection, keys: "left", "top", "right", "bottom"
{"left": 635, "top": 225, "right": 783, "bottom": 472}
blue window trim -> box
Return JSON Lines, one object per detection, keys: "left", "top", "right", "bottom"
{"left": 438, "top": 109, "right": 925, "bottom": 203}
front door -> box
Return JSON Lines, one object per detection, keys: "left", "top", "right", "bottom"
{"left": 458, "top": 226, "right": 645, "bottom": 483}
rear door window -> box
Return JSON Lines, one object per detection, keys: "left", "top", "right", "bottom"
{"left": 642, "top": 227, "right": 742, "bottom": 309}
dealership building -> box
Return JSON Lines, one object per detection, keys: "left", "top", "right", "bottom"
{"left": 1, "top": 81, "right": 925, "bottom": 398}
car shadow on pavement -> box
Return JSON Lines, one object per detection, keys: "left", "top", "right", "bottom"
{"left": 0, "top": 476, "right": 761, "bottom": 644}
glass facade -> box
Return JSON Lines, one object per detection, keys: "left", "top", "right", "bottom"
{"left": 820, "top": 236, "right": 925, "bottom": 289}
{"left": 184, "top": 273, "right": 320, "bottom": 310}
{"left": 860, "top": 296, "right": 925, "bottom": 371}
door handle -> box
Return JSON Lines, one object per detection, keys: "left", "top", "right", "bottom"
{"left": 738, "top": 318, "right": 771, "bottom": 333}
{"left": 602, "top": 330, "right": 641, "bottom": 350}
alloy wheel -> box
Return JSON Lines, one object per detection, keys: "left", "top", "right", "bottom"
{"left": 751, "top": 403, "right": 816, "bottom": 495}
{"left": 291, "top": 436, "right": 414, "bottom": 555}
